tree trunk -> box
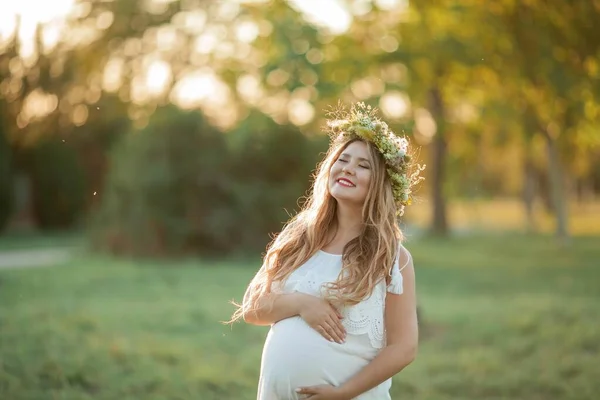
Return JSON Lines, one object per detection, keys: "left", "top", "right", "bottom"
{"left": 544, "top": 133, "right": 569, "bottom": 243}
{"left": 428, "top": 85, "right": 448, "bottom": 236}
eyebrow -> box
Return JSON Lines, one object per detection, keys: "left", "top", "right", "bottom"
{"left": 340, "top": 153, "right": 371, "bottom": 163}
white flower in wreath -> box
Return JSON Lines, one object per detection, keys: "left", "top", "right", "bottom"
{"left": 395, "top": 137, "right": 408, "bottom": 157}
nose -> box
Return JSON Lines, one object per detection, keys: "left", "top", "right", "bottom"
{"left": 342, "top": 163, "right": 355, "bottom": 175}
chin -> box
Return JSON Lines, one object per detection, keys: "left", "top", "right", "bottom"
{"left": 330, "top": 191, "right": 364, "bottom": 207}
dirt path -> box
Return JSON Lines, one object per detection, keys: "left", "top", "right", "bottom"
{"left": 0, "top": 247, "right": 75, "bottom": 270}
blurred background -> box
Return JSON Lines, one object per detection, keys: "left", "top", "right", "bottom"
{"left": 0, "top": 0, "right": 598, "bottom": 399}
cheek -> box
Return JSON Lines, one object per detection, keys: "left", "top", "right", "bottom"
{"left": 328, "top": 166, "right": 339, "bottom": 184}
{"left": 358, "top": 170, "right": 372, "bottom": 189}
{"left": 329, "top": 165, "right": 338, "bottom": 178}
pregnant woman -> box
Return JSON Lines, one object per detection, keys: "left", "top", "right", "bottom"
{"left": 230, "top": 103, "right": 424, "bottom": 399}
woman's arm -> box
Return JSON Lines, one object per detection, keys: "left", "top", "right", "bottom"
{"left": 243, "top": 289, "right": 347, "bottom": 343}
{"left": 242, "top": 291, "right": 309, "bottom": 326}
{"left": 298, "top": 253, "right": 418, "bottom": 399}
{"left": 237, "top": 262, "right": 305, "bottom": 326}
{"left": 337, "top": 257, "right": 418, "bottom": 399}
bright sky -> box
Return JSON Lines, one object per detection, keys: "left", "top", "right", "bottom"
{"left": 0, "top": 0, "right": 404, "bottom": 47}
{"left": 288, "top": 0, "right": 352, "bottom": 34}
{"left": 0, "top": 0, "right": 74, "bottom": 38}
{"left": 0, "top": 0, "right": 75, "bottom": 62}
{"left": 0, "top": 0, "right": 364, "bottom": 41}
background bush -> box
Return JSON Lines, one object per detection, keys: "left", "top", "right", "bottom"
{"left": 226, "top": 111, "right": 328, "bottom": 252}
{"left": 89, "top": 107, "right": 329, "bottom": 257}
{"left": 0, "top": 128, "right": 12, "bottom": 233}
{"left": 26, "top": 139, "right": 87, "bottom": 230}
{"left": 90, "top": 106, "right": 234, "bottom": 256}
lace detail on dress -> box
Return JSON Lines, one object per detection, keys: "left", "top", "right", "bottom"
{"left": 341, "top": 282, "right": 388, "bottom": 348}
{"left": 275, "top": 247, "right": 410, "bottom": 349}
{"left": 280, "top": 255, "right": 332, "bottom": 296}
{"left": 341, "top": 248, "right": 409, "bottom": 348}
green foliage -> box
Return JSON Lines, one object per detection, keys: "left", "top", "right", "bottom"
{"left": 91, "top": 106, "right": 327, "bottom": 257}
{"left": 91, "top": 105, "right": 235, "bottom": 256}
{"left": 0, "top": 131, "right": 12, "bottom": 233}
{"left": 0, "top": 235, "right": 598, "bottom": 399}
{"left": 27, "top": 139, "right": 87, "bottom": 229}
{"left": 2, "top": 0, "right": 599, "bottom": 242}
{"left": 226, "top": 110, "right": 328, "bottom": 250}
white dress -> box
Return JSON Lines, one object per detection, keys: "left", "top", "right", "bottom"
{"left": 257, "top": 246, "right": 410, "bottom": 400}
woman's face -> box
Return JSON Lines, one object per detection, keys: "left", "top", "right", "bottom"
{"left": 328, "top": 141, "right": 372, "bottom": 207}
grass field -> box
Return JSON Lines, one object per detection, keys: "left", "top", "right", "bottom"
{"left": 1, "top": 234, "right": 599, "bottom": 400}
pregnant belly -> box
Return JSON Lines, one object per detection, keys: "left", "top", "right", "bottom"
{"left": 258, "top": 317, "right": 380, "bottom": 399}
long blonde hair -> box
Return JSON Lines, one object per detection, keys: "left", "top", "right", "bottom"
{"left": 229, "top": 138, "right": 402, "bottom": 323}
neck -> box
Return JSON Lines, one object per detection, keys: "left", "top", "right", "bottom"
{"left": 332, "top": 202, "right": 363, "bottom": 241}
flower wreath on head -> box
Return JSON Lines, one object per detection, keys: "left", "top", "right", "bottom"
{"left": 325, "top": 102, "right": 426, "bottom": 216}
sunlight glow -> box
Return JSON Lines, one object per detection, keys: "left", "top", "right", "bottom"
{"left": 96, "top": 11, "right": 114, "bottom": 30}
{"left": 414, "top": 108, "right": 437, "bottom": 144}
{"left": 145, "top": 59, "right": 173, "bottom": 96}
{"left": 172, "top": 10, "right": 207, "bottom": 35}
{"left": 351, "top": 77, "right": 385, "bottom": 100}
{"left": 156, "top": 26, "right": 179, "bottom": 52}
{"left": 72, "top": 104, "right": 89, "bottom": 126}
{"left": 450, "top": 102, "right": 479, "bottom": 123}
{"left": 20, "top": 89, "right": 59, "bottom": 124}
{"left": 171, "top": 69, "right": 238, "bottom": 129}
{"left": 235, "top": 20, "right": 259, "bottom": 43}
{"left": 380, "top": 91, "right": 411, "bottom": 119}
{"left": 375, "top": 0, "right": 403, "bottom": 11}
{"left": 171, "top": 69, "right": 228, "bottom": 108}
{"left": 194, "top": 32, "right": 219, "bottom": 54}
{"left": 237, "top": 74, "right": 264, "bottom": 105}
{"left": 0, "top": 0, "right": 75, "bottom": 52}
{"left": 260, "top": 91, "right": 290, "bottom": 124}
{"left": 288, "top": 98, "right": 315, "bottom": 126}
{"left": 288, "top": 0, "right": 352, "bottom": 34}
{"left": 103, "top": 58, "right": 125, "bottom": 93}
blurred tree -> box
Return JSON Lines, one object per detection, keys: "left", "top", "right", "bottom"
{"left": 26, "top": 138, "right": 87, "bottom": 229}
{"left": 227, "top": 109, "right": 328, "bottom": 251}
{"left": 0, "top": 0, "right": 185, "bottom": 230}
{"left": 0, "top": 124, "right": 12, "bottom": 232}
{"left": 343, "top": 0, "right": 600, "bottom": 240}
{"left": 2, "top": 0, "right": 599, "bottom": 243}
{"left": 357, "top": 0, "right": 494, "bottom": 235}
{"left": 91, "top": 105, "right": 235, "bottom": 256}
{"left": 490, "top": 0, "right": 600, "bottom": 242}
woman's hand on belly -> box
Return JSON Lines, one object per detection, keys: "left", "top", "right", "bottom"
{"left": 296, "top": 384, "right": 348, "bottom": 400}
{"left": 297, "top": 294, "right": 346, "bottom": 344}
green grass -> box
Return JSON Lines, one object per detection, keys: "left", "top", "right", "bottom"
{"left": 0, "top": 234, "right": 599, "bottom": 400}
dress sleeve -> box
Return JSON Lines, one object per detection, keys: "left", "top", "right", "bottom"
{"left": 386, "top": 245, "right": 412, "bottom": 295}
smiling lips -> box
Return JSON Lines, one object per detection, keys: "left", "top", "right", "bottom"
{"left": 337, "top": 178, "right": 356, "bottom": 187}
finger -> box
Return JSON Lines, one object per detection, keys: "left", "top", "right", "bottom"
{"left": 322, "top": 321, "right": 341, "bottom": 343}
{"left": 325, "top": 317, "right": 344, "bottom": 343}
{"left": 316, "top": 325, "right": 334, "bottom": 342}
{"left": 328, "top": 310, "right": 346, "bottom": 335}
{"left": 330, "top": 311, "right": 346, "bottom": 334}
{"left": 296, "top": 387, "right": 316, "bottom": 394}
{"left": 329, "top": 318, "right": 346, "bottom": 341}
